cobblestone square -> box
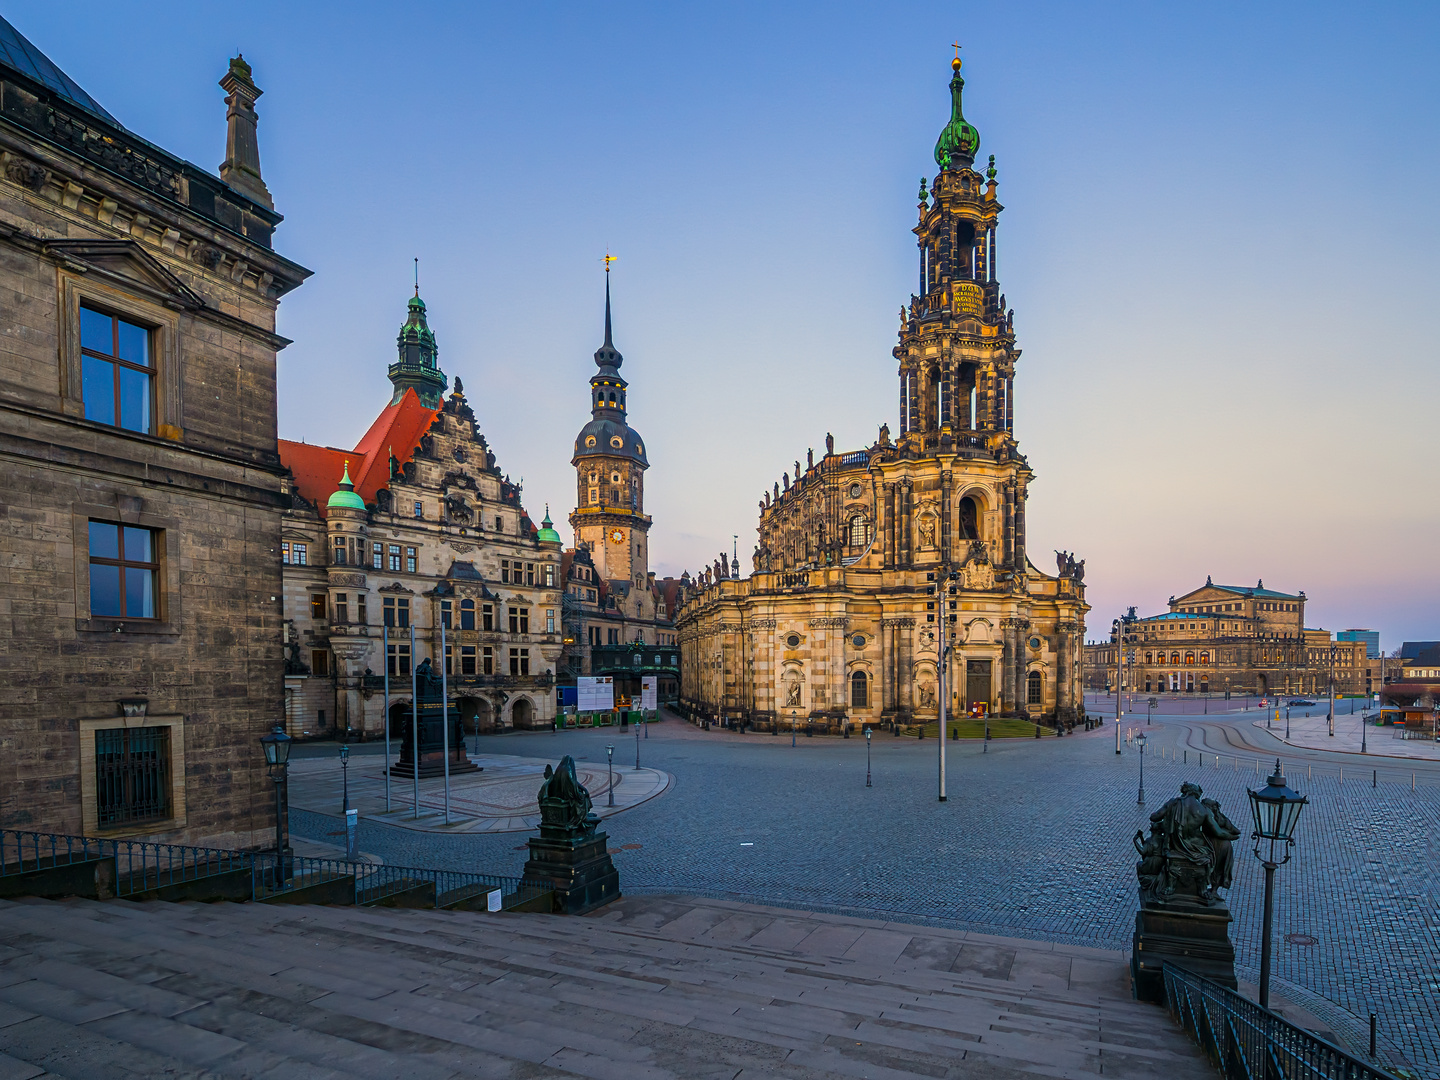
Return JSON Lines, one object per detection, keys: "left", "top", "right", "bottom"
{"left": 292, "top": 708, "right": 1440, "bottom": 1076}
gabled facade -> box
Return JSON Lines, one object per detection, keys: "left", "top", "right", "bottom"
{"left": 0, "top": 23, "right": 310, "bottom": 846}
{"left": 676, "top": 56, "right": 1089, "bottom": 730}
{"left": 278, "top": 298, "right": 563, "bottom": 735}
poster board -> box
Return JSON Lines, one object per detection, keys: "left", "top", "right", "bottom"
{"left": 640, "top": 676, "right": 657, "bottom": 711}
{"left": 578, "top": 676, "right": 614, "bottom": 712}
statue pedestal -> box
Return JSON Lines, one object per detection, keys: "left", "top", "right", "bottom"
{"left": 523, "top": 823, "right": 620, "bottom": 915}
{"left": 389, "top": 700, "right": 480, "bottom": 779}
{"left": 1132, "top": 901, "right": 1236, "bottom": 1003}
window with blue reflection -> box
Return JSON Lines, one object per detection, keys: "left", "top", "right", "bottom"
{"left": 88, "top": 520, "right": 158, "bottom": 619}
{"left": 79, "top": 306, "right": 153, "bottom": 434}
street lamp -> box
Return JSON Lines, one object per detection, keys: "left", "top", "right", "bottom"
{"left": 606, "top": 744, "right": 615, "bottom": 807}
{"left": 1247, "top": 760, "right": 1308, "bottom": 1009}
{"left": 635, "top": 713, "right": 641, "bottom": 770}
{"left": 1361, "top": 701, "right": 1369, "bottom": 754}
{"left": 339, "top": 743, "right": 350, "bottom": 813}
{"left": 1135, "top": 731, "right": 1147, "bottom": 806}
{"left": 865, "top": 726, "right": 872, "bottom": 788}
{"left": 1327, "top": 644, "right": 1336, "bottom": 737}
{"left": 260, "top": 724, "right": 292, "bottom": 885}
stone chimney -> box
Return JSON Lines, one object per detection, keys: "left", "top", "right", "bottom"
{"left": 218, "top": 55, "right": 273, "bottom": 209}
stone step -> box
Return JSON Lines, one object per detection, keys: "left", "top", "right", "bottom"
{"left": 0, "top": 895, "right": 1214, "bottom": 1079}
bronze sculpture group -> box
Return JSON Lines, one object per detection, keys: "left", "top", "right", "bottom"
{"left": 1133, "top": 782, "right": 1241, "bottom": 908}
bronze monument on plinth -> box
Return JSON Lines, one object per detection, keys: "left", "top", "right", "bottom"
{"left": 522, "top": 756, "right": 620, "bottom": 914}
{"left": 390, "top": 658, "right": 480, "bottom": 779}
{"left": 1132, "top": 781, "right": 1242, "bottom": 1002}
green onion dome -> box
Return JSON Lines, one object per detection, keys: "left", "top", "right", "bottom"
{"left": 536, "top": 506, "right": 561, "bottom": 543}
{"left": 934, "top": 56, "right": 980, "bottom": 171}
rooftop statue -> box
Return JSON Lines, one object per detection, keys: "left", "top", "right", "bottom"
{"left": 1133, "top": 782, "right": 1241, "bottom": 908}
{"left": 536, "top": 756, "right": 597, "bottom": 836}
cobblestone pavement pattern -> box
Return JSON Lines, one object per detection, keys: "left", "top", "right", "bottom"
{"left": 292, "top": 708, "right": 1440, "bottom": 1076}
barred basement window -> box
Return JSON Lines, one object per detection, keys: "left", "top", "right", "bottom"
{"left": 95, "top": 726, "right": 170, "bottom": 826}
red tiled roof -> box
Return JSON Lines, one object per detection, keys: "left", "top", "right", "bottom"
{"left": 279, "top": 388, "right": 441, "bottom": 517}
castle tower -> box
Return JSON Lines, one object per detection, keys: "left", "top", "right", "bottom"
{"left": 570, "top": 273, "right": 651, "bottom": 588}
{"left": 388, "top": 289, "right": 447, "bottom": 407}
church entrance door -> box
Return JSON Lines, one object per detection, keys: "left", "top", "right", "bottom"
{"left": 966, "top": 659, "right": 992, "bottom": 713}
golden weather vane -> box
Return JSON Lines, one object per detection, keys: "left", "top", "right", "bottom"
{"left": 604, "top": 250, "right": 618, "bottom": 273}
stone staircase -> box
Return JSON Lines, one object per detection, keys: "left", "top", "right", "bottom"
{"left": 0, "top": 893, "right": 1215, "bottom": 1079}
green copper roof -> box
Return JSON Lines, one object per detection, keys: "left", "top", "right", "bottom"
{"left": 397, "top": 293, "right": 438, "bottom": 360}
{"left": 326, "top": 462, "right": 366, "bottom": 511}
{"left": 536, "top": 505, "right": 561, "bottom": 543}
{"left": 934, "top": 59, "right": 980, "bottom": 171}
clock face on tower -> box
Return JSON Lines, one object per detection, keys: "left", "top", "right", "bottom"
{"left": 610, "top": 529, "right": 624, "bottom": 544}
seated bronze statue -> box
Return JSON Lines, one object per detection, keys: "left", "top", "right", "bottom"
{"left": 1134, "top": 782, "right": 1241, "bottom": 908}
{"left": 537, "top": 755, "right": 598, "bottom": 835}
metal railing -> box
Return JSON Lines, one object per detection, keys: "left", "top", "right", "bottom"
{"left": 1163, "top": 962, "right": 1403, "bottom": 1080}
{"left": 2, "top": 829, "right": 548, "bottom": 910}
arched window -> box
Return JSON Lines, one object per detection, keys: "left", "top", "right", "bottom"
{"left": 460, "top": 599, "right": 475, "bottom": 630}
{"left": 1027, "top": 670, "right": 1042, "bottom": 706}
{"left": 607, "top": 391, "right": 616, "bottom": 404}
{"left": 958, "top": 496, "right": 979, "bottom": 540}
{"left": 1185, "top": 652, "right": 1195, "bottom": 666}
{"left": 1145, "top": 652, "right": 1153, "bottom": 665}
{"left": 1199, "top": 651, "right": 1209, "bottom": 665}
{"left": 1170, "top": 651, "right": 1180, "bottom": 665}
{"left": 850, "top": 670, "right": 868, "bottom": 708}
{"left": 849, "top": 515, "right": 870, "bottom": 548}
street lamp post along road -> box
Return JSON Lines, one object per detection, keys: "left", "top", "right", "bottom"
{"left": 1248, "top": 760, "right": 1308, "bottom": 1009}
{"left": 1135, "top": 731, "right": 1147, "bottom": 805}
{"left": 339, "top": 744, "right": 350, "bottom": 813}
{"left": 865, "top": 726, "right": 872, "bottom": 788}
{"left": 260, "top": 724, "right": 292, "bottom": 886}
{"left": 606, "top": 745, "right": 615, "bottom": 807}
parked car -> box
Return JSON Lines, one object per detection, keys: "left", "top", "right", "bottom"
{"left": 1287, "top": 698, "right": 1316, "bottom": 707}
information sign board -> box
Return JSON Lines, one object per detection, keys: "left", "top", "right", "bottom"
{"left": 640, "top": 676, "right": 657, "bottom": 711}
{"left": 578, "top": 676, "right": 614, "bottom": 712}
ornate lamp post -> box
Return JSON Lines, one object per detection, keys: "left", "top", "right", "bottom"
{"left": 634, "top": 713, "right": 641, "bottom": 770}
{"left": 1247, "top": 761, "right": 1308, "bottom": 1008}
{"left": 339, "top": 743, "right": 350, "bottom": 813}
{"left": 1361, "top": 700, "right": 1369, "bottom": 754}
{"left": 605, "top": 744, "right": 615, "bottom": 807}
{"left": 865, "top": 726, "right": 872, "bottom": 788}
{"left": 1327, "top": 644, "right": 1336, "bottom": 737}
{"left": 1134, "top": 731, "right": 1147, "bottom": 805}
{"left": 260, "top": 724, "right": 293, "bottom": 885}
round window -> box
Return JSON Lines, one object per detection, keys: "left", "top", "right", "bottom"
{"left": 585, "top": 436, "right": 596, "bottom": 447}
{"left": 849, "top": 483, "right": 862, "bottom": 498}
{"left": 1030, "top": 637, "right": 1042, "bottom": 649}
{"left": 852, "top": 634, "right": 866, "bottom": 648}
{"left": 610, "top": 436, "right": 624, "bottom": 449}
{"left": 785, "top": 633, "right": 801, "bottom": 649}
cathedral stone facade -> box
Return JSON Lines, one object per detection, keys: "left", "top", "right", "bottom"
{"left": 676, "top": 56, "right": 1089, "bottom": 730}
{"left": 278, "top": 294, "right": 563, "bottom": 737}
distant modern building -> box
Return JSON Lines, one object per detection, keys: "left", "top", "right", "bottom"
{"left": 1337, "top": 629, "right": 1380, "bottom": 659}
{"left": 278, "top": 295, "right": 563, "bottom": 735}
{"left": 0, "top": 21, "right": 310, "bottom": 845}
{"left": 1083, "top": 579, "right": 1368, "bottom": 696}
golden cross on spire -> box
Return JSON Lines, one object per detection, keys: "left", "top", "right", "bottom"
{"left": 604, "top": 250, "right": 617, "bottom": 273}
{"left": 951, "top": 41, "right": 962, "bottom": 58}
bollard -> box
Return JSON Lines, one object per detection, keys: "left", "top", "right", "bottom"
{"left": 1307, "top": 764, "right": 1311, "bottom": 780}
{"left": 1412, "top": 773, "right": 1415, "bottom": 791}
{"left": 1370, "top": 1014, "right": 1377, "bottom": 1057}
{"left": 1373, "top": 769, "right": 1377, "bottom": 788}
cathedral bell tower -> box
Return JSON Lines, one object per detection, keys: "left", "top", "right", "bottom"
{"left": 570, "top": 272, "right": 652, "bottom": 588}
{"left": 897, "top": 51, "right": 1016, "bottom": 449}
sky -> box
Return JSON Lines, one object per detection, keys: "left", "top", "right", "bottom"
{"left": 17, "top": 2, "right": 1440, "bottom": 647}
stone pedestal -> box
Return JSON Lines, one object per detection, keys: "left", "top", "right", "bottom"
{"left": 1132, "top": 901, "right": 1236, "bottom": 1003}
{"left": 390, "top": 700, "right": 480, "bottom": 779}
{"left": 523, "top": 823, "right": 620, "bottom": 915}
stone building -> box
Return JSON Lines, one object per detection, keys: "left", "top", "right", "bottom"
{"left": 0, "top": 21, "right": 310, "bottom": 845}
{"left": 278, "top": 294, "right": 563, "bottom": 735}
{"left": 675, "top": 56, "right": 1089, "bottom": 730}
{"left": 558, "top": 277, "right": 680, "bottom": 702}
{"left": 1083, "top": 579, "right": 1369, "bottom": 696}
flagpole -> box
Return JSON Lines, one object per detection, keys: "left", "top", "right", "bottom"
{"left": 440, "top": 613, "right": 451, "bottom": 824}
{"left": 383, "top": 623, "right": 391, "bottom": 812}
{"left": 410, "top": 622, "right": 419, "bottom": 818}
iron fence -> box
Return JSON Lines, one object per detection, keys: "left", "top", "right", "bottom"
{"left": 1163, "top": 962, "right": 1403, "bottom": 1080}
{"left": 2, "top": 829, "right": 547, "bottom": 910}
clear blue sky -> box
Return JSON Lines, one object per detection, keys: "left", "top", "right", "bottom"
{"left": 18, "top": 2, "right": 1439, "bottom": 646}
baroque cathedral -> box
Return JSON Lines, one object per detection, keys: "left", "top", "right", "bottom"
{"left": 676, "top": 55, "right": 1089, "bottom": 729}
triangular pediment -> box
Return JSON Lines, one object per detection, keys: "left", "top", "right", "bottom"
{"left": 45, "top": 240, "right": 205, "bottom": 310}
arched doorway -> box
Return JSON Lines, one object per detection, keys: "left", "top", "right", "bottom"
{"left": 511, "top": 697, "right": 534, "bottom": 730}
{"left": 387, "top": 700, "right": 412, "bottom": 739}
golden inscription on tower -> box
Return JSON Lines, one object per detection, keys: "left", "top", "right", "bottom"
{"left": 953, "top": 282, "right": 983, "bottom": 316}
